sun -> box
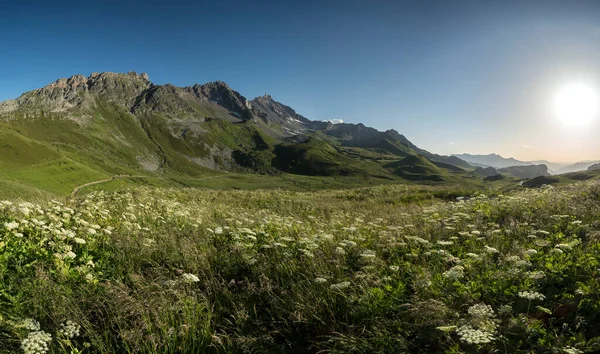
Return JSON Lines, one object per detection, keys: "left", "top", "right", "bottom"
{"left": 555, "top": 83, "right": 599, "bottom": 126}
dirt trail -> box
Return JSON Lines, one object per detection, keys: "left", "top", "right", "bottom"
{"left": 71, "top": 175, "right": 150, "bottom": 197}
{"left": 70, "top": 173, "right": 229, "bottom": 197}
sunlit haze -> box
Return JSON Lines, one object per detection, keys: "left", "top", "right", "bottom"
{"left": 2, "top": 0, "right": 600, "bottom": 162}
{"left": 555, "top": 83, "right": 599, "bottom": 126}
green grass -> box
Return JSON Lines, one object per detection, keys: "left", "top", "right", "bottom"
{"left": 0, "top": 127, "right": 110, "bottom": 195}
{"left": 171, "top": 173, "right": 400, "bottom": 191}
{"left": 272, "top": 138, "right": 395, "bottom": 178}
{"left": 0, "top": 98, "right": 493, "bottom": 198}
{"left": 386, "top": 154, "right": 446, "bottom": 181}
{"left": 1, "top": 182, "right": 600, "bottom": 353}
{"left": 0, "top": 178, "right": 53, "bottom": 200}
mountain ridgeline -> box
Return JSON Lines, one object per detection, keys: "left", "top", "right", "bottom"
{"left": 0, "top": 72, "right": 491, "bottom": 195}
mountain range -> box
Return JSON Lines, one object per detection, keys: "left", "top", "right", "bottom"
{"left": 1, "top": 71, "right": 598, "bottom": 197}
{"left": 453, "top": 153, "right": 596, "bottom": 175}
{"left": 0, "top": 71, "right": 489, "bottom": 196}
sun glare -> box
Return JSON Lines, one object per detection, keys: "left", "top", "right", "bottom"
{"left": 555, "top": 83, "right": 599, "bottom": 126}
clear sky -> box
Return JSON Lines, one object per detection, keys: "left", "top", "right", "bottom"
{"left": 2, "top": 0, "right": 600, "bottom": 162}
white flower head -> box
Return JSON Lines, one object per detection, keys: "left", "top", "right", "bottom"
{"left": 74, "top": 237, "right": 86, "bottom": 244}
{"left": 443, "top": 265, "right": 465, "bottom": 280}
{"left": 18, "top": 318, "right": 41, "bottom": 331}
{"left": 456, "top": 325, "right": 494, "bottom": 344}
{"left": 58, "top": 320, "right": 81, "bottom": 339}
{"left": 518, "top": 291, "right": 545, "bottom": 301}
{"left": 330, "top": 281, "right": 351, "bottom": 291}
{"left": 4, "top": 221, "right": 19, "bottom": 231}
{"left": 21, "top": 330, "right": 52, "bottom": 354}
{"left": 468, "top": 304, "right": 495, "bottom": 319}
{"left": 181, "top": 273, "right": 200, "bottom": 283}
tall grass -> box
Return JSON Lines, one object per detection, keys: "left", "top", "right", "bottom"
{"left": 1, "top": 183, "right": 599, "bottom": 353}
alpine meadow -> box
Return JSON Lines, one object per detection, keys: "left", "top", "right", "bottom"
{"left": 2, "top": 1, "right": 600, "bottom": 353}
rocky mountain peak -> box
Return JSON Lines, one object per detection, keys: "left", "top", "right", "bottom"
{"left": 1, "top": 72, "right": 153, "bottom": 113}
{"left": 255, "top": 94, "right": 273, "bottom": 102}
{"left": 249, "top": 94, "right": 316, "bottom": 137}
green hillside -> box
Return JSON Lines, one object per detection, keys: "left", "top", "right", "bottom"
{"left": 386, "top": 155, "right": 446, "bottom": 181}
{"left": 0, "top": 72, "right": 485, "bottom": 198}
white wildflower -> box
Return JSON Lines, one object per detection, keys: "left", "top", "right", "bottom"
{"left": 342, "top": 240, "right": 357, "bottom": 247}
{"left": 57, "top": 320, "right": 81, "bottom": 339}
{"left": 181, "top": 273, "right": 200, "bottom": 283}
{"left": 518, "top": 291, "right": 545, "bottom": 301}
{"left": 4, "top": 221, "right": 19, "bottom": 231}
{"left": 335, "top": 247, "right": 346, "bottom": 255}
{"left": 443, "top": 265, "right": 464, "bottom": 280}
{"left": 484, "top": 245, "right": 499, "bottom": 254}
{"left": 21, "top": 330, "right": 52, "bottom": 354}
{"left": 468, "top": 304, "right": 495, "bottom": 319}
{"left": 360, "top": 250, "right": 376, "bottom": 258}
{"left": 456, "top": 325, "right": 494, "bottom": 344}
{"left": 18, "top": 318, "right": 41, "bottom": 331}
{"left": 330, "top": 281, "right": 351, "bottom": 290}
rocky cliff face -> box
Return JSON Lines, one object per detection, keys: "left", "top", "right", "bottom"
{"left": 131, "top": 81, "right": 255, "bottom": 121}
{"left": 1, "top": 72, "right": 255, "bottom": 122}
{"left": 1, "top": 72, "right": 151, "bottom": 113}
{"left": 250, "top": 94, "right": 317, "bottom": 137}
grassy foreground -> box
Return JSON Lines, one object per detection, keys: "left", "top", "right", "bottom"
{"left": 1, "top": 182, "right": 600, "bottom": 353}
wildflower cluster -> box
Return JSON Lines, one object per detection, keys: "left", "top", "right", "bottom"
{"left": 57, "top": 320, "right": 81, "bottom": 339}
{"left": 0, "top": 181, "right": 599, "bottom": 353}
{"left": 456, "top": 325, "right": 495, "bottom": 345}
{"left": 518, "top": 291, "right": 546, "bottom": 301}
{"left": 21, "top": 331, "right": 52, "bottom": 354}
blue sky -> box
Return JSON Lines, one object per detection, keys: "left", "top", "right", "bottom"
{"left": 2, "top": 0, "right": 600, "bottom": 161}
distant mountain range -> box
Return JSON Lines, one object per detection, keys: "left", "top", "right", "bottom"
{"left": 453, "top": 153, "right": 596, "bottom": 175}
{"left": 559, "top": 161, "right": 600, "bottom": 174}
{"left": 474, "top": 165, "right": 550, "bottom": 179}
{"left": 453, "top": 153, "right": 531, "bottom": 169}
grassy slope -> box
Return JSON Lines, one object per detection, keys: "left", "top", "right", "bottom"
{"left": 0, "top": 99, "right": 489, "bottom": 198}
{"left": 0, "top": 126, "right": 108, "bottom": 195}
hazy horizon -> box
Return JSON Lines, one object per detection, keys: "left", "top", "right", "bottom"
{"left": 2, "top": 0, "right": 600, "bottom": 162}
